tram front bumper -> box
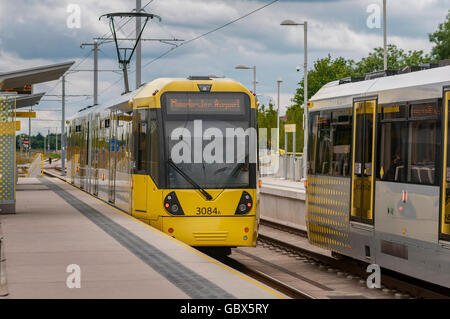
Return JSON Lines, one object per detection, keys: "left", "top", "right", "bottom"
{"left": 161, "top": 215, "right": 258, "bottom": 247}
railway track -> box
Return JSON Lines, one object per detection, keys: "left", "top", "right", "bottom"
{"left": 257, "top": 218, "right": 450, "bottom": 299}
{"left": 216, "top": 242, "right": 385, "bottom": 299}
{"left": 259, "top": 219, "right": 308, "bottom": 238}
{"left": 218, "top": 254, "right": 315, "bottom": 299}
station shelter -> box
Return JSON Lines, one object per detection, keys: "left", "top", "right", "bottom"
{"left": 0, "top": 62, "right": 74, "bottom": 214}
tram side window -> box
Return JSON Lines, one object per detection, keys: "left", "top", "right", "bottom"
{"left": 315, "top": 111, "right": 332, "bottom": 175}
{"left": 137, "top": 110, "right": 147, "bottom": 173}
{"left": 379, "top": 122, "right": 407, "bottom": 182}
{"left": 147, "top": 109, "right": 160, "bottom": 185}
{"left": 134, "top": 109, "right": 160, "bottom": 184}
{"left": 408, "top": 120, "right": 440, "bottom": 185}
{"left": 308, "top": 109, "right": 352, "bottom": 177}
{"left": 331, "top": 110, "right": 352, "bottom": 177}
{"left": 408, "top": 102, "right": 441, "bottom": 185}
{"left": 307, "top": 113, "right": 318, "bottom": 175}
{"left": 378, "top": 105, "right": 407, "bottom": 182}
{"left": 377, "top": 101, "right": 441, "bottom": 185}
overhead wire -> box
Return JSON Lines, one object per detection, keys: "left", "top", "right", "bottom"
{"left": 141, "top": 0, "right": 280, "bottom": 70}
{"left": 46, "top": 0, "right": 157, "bottom": 101}
{"left": 97, "top": 0, "right": 156, "bottom": 46}
{"left": 98, "top": 0, "right": 279, "bottom": 99}
{"left": 94, "top": 0, "right": 157, "bottom": 100}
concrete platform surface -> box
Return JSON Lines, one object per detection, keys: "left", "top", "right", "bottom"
{"left": 0, "top": 177, "right": 284, "bottom": 299}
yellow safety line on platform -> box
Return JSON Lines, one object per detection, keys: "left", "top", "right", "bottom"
{"left": 59, "top": 177, "right": 285, "bottom": 299}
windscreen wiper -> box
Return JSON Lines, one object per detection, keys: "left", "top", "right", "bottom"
{"left": 168, "top": 158, "right": 213, "bottom": 201}
{"left": 231, "top": 155, "right": 249, "bottom": 177}
{"left": 231, "top": 162, "right": 248, "bottom": 177}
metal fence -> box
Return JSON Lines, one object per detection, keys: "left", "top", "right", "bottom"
{"left": 260, "top": 152, "right": 304, "bottom": 181}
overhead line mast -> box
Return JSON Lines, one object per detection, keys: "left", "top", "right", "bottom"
{"left": 136, "top": 0, "right": 142, "bottom": 89}
{"left": 99, "top": 11, "right": 161, "bottom": 93}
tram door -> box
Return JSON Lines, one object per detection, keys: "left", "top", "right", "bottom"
{"left": 108, "top": 112, "right": 117, "bottom": 203}
{"left": 441, "top": 89, "right": 450, "bottom": 240}
{"left": 351, "top": 99, "right": 377, "bottom": 224}
{"left": 92, "top": 116, "right": 99, "bottom": 196}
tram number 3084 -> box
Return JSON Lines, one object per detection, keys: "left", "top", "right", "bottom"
{"left": 196, "top": 207, "right": 221, "bottom": 215}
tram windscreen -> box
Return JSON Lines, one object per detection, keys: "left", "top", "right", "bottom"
{"left": 162, "top": 92, "right": 254, "bottom": 189}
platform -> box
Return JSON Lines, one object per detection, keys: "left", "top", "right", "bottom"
{"left": 259, "top": 177, "right": 306, "bottom": 232}
{"left": 0, "top": 177, "right": 285, "bottom": 299}
{"left": 261, "top": 177, "right": 305, "bottom": 193}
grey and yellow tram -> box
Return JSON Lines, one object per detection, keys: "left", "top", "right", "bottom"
{"left": 306, "top": 63, "right": 450, "bottom": 288}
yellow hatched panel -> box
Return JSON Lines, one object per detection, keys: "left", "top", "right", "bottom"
{"left": 0, "top": 95, "right": 16, "bottom": 201}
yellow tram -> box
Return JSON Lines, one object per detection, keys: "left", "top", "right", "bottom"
{"left": 67, "top": 76, "right": 259, "bottom": 251}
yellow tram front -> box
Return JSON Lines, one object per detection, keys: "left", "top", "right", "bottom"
{"left": 131, "top": 77, "right": 259, "bottom": 248}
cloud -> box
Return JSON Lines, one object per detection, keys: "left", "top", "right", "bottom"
{"left": 2, "top": 0, "right": 448, "bottom": 135}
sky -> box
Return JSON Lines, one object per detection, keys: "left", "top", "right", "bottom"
{"left": 1, "top": 0, "right": 449, "bottom": 135}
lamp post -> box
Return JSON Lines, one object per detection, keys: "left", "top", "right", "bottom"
{"left": 235, "top": 64, "right": 257, "bottom": 95}
{"left": 136, "top": 0, "right": 142, "bottom": 89}
{"left": 276, "top": 78, "right": 283, "bottom": 155}
{"left": 61, "top": 75, "right": 66, "bottom": 176}
{"left": 281, "top": 19, "right": 308, "bottom": 181}
{"left": 383, "top": 0, "right": 387, "bottom": 70}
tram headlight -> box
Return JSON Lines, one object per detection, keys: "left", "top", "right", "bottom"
{"left": 164, "top": 192, "right": 184, "bottom": 216}
{"left": 235, "top": 191, "right": 253, "bottom": 215}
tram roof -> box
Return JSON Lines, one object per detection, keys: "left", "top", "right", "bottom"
{"left": 75, "top": 85, "right": 146, "bottom": 117}
{"left": 309, "top": 65, "right": 450, "bottom": 110}
{"left": 132, "top": 77, "right": 246, "bottom": 107}
{"left": 74, "top": 77, "right": 248, "bottom": 118}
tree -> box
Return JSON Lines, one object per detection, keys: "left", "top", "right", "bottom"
{"left": 282, "top": 104, "right": 304, "bottom": 154}
{"left": 288, "top": 55, "right": 356, "bottom": 152}
{"left": 257, "top": 102, "right": 277, "bottom": 149}
{"left": 31, "top": 133, "right": 45, "bottom": 150}
{"left": 285, "top": 33, "right": 437, "bottom": 155}
{"left": 292, "top": 54, "right": 356, "bottom": 109}
{"left": 16, "top": 132, "right": 60, "bottom": 151}
{"left": 429, "top": 10, "right": 450, "bottom": 61}
{"left": 355, "top": 44, "right": 432, "bottom": 75}
{"left": 291, "top": 45, "right": 432, "bottom": 115}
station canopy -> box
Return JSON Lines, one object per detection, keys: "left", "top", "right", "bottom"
{"left": 0, "top": 61, "right": 74, "bottom": 108}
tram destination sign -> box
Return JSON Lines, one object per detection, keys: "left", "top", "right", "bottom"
{"left": 165, "top": 92, "right": 246, "bottom": 115}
